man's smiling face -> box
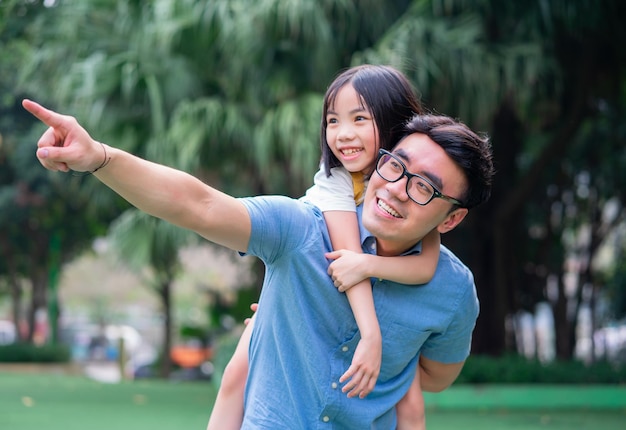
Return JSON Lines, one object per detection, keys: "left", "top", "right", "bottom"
{"left": 362, "top": 133, "right": 469, "bottom": 257}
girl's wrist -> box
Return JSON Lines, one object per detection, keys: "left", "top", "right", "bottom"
{"left": 358, "top": 320, "right": 382, "bottom": 340}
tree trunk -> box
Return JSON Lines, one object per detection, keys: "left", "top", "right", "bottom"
{"left": 28, "top": 268, "right": 48, "bottom": 344}
{"left": 9, "top": 276, "right": 24, "bottom": 341}
{"left": 4, "top": 263, "right": 26, "bottom": 342}
{"left": 159, "top": 280, "right": 173, "bottom": 378}
{"left": 468, "top": 99, "right": 522, "bottom": 355}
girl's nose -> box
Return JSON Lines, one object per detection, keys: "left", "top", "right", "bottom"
{"left": 337, "top": 124, "right": 356, "bottom": 141}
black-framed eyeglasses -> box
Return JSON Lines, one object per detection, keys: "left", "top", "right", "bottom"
{"left": 375, "top": 149, "right": 464, "bottom": 207}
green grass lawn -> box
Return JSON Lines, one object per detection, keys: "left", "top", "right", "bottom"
{"left": 1, "top": 371, "right": 214, "bottom": 430}
{"left": 1, "top": 371, "right": 625, "bottom": 430}
{"left": 425, "top": 409, "right": 626, "bottom": 429}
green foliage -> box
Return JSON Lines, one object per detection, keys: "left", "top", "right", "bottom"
{"left": 604, "top": 261, "right": 626, "bottom": 320}
{"left": 0, "top": 342, "right": 70, "bottom": 363}
{"left": 210, "top": 330, "right": 240, "bottom": 387}
{"left": 109, "top": 210, "right": 192, "bottom": 279}
{"left": 179, "top": 325, "right": 210, "bottom": 341}
{"left": 457, "top": 354, "right": 626, "bottom": 385}
{"left": 227, "top": 286, "right": 260, "bottom": 324}
{"left": 3, "top": 0, "right": 626, "bottom": 362}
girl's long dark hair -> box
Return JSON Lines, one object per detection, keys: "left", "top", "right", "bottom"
{"left": 320, "top": 65, "right": 423, "bottom": 175}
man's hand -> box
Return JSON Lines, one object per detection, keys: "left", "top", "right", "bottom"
{"left": 326, "top": 249, "right": 370, "bottom": 292}
{"left": 22, "top": 99, "right": 104, "bottom": 173}
{"left": 339, "top": 333, "right": 381, "bottom": 399}
{"left": 244, "top": 303, "right": 258, "bottom": 325}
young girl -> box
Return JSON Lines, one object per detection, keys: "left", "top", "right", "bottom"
{"left": 207, "top": 65, "right": 438, "bottom": 430}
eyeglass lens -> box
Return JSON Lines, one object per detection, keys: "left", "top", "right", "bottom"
{"left": 377, "top": 154, "right": 435, "bottom": 204}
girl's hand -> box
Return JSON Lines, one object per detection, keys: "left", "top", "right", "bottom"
{"left": 326, "top": 249, "right": 369, "bottom": 292}
{"left": 339, "top": 333, "right": 381, "bottom": 398}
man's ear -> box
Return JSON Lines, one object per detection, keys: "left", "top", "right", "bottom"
{"left": 437, "top": 207, "right": 468, "bottom": 234}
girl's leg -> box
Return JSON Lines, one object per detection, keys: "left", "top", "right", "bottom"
{"left": 206, "top": 315, "right": 255, "bottom": 430}
{"left": 396, "top": 368, "right": 426, "bottom": 430}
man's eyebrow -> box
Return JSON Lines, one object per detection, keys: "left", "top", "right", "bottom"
{"left": 394, "top": 147, "right": 445, "bottom": 190}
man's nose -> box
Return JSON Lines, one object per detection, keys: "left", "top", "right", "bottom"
{"left": 384, "top": 176, "right": 410, "bottom": 201}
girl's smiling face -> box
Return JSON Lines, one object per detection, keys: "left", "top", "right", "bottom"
{"left": 325, "top": 84, "right": 380, "bottom": 176}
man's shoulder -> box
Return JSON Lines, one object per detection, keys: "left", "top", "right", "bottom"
{"left": 241, "top": 195, "right": 319, "bottom": 213}
{"left": 240, "top": 195, "right": 324, "bottom": 231}
{"left": 439, "top": 244, "right": 467, "bottom": 264}
{"left": 437, "top": 245, "right": 474, "bottom": 282}
{"left": 239, "top": 195, "right": 329, "bottom": 260}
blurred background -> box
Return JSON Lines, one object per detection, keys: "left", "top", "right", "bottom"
{"left": 1, "top": 0, "right": 625, "bottom": 385}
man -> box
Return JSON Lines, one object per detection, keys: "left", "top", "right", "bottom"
{"left": 23, "top": 99, "right": 494, "bottom": 429}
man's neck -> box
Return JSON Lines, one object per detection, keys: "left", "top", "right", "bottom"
{"left": 375, "top": 237, "right": 422, "bottom": 257}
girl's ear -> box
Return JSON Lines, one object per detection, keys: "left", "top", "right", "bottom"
{"left": 437, "top": 207, "right": 468, "bottom": 234}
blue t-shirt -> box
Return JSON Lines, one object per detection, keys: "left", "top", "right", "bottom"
{"left": 240, "top": 195, "right": 479, "bottom": 429}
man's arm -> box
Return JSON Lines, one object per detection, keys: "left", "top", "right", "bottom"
{"left": 23, "top": 99, "right": 251, "bottom": 252}
{"left": 418, "top": 355, "right": 465, "bottom": 392}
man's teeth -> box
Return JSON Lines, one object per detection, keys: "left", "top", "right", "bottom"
{"left": 378, "top": 200, "right": 400, "bottom": 218}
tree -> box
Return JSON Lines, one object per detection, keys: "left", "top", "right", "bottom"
{"left": 357, "top": 0, "right": 626, "bottom": 358}
{"left": 14, "top": 0, "right": 416, "bottom": 365}
{"left": 13, "top": 0, "right": 626, "bottom": 363}
{"left": 1, "top": 0, "right": 119, "bottom": 344}
{"left": 109, "top": 210, "right": 196, "bottom": 377}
